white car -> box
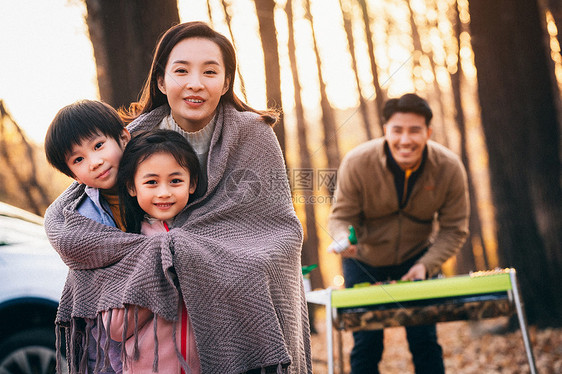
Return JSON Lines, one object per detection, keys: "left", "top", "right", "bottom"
{"left": 0, "top": 202, "right": 68, "bottom": 373}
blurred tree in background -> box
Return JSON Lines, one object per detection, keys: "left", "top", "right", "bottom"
{"left": 84, "top": 0, "right": 180, "bottom": 111}
{"left": 469, "top": 0, "right": 562, "bottom": 327}
{"left": 0, "top": 100, "right": 68, "bottom": 216}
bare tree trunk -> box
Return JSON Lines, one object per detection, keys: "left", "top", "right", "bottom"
{"left": 449, "top": 1, "right": 487, "bottom": 274}
{"left": 207, "top": 0, "right": 215, "bottom": 26}
{"left": 469, "top": 0, "right": 562, "bottom": 327}
{"left": 304, "top": 0, "right": 340, "bottom": 171}
{"left": 0, "top": 101, "right": 50, "bottom": 215}
{"left": 426, "top": 56, "right": 449, "bottom": 147}
{"left": 406, "top": 0, "right": 424, "bottom": 90}
{"left": 254, "top": 0, "right": 286, "bottom": 159}
{"left": 357, "top": 0, "right": 386, "bottom": 131}
{"left": 84, "top": 0, "right": 180, "bottom": 110}
{"left": 406, "top": 0, "right": 448, "bottom": 146}
{"left": 285, "top": 0, "right": 322, "bottom": 288}
{"left": 220, "top": 0, "right": 248, "bottom": 102}
{"left": 285, "top": 0, "right": 323, "bottom": 332}
{"left": 339, "top": 0, "right": 373, "bottom": 141}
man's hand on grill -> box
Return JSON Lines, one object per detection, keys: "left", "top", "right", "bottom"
{"left": 401, "top": 263, "right": 427, "bottom": 281}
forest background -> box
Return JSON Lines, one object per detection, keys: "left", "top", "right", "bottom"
{"left": 1, "top": 0, "right": 561, "bottom": 364}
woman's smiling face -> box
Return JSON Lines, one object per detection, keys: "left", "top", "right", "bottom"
{"left": 157, "top": 37, "right": 230, "bottom": 133}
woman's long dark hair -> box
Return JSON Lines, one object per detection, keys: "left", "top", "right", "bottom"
{"left": 118, "top": 129, "right": 202, "bottom": 233}
{"left": 120, "top": 21, "right": 277, "bottom": 125}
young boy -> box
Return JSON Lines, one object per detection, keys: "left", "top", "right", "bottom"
{"left": 45, "top": 99, "right": 130, "bottom": 230}
{"left": 45, "top": 99, "right": 130, "bottom": 373}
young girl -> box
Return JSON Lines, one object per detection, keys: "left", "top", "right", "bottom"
{"left": 105, "top": 129, "right": 202, "bottom": 373}
{"left": 46, "top": 21, "right": 311, "bottom": 374}
{"left": 118, "top": 129, "right": 201, "bottom": 234}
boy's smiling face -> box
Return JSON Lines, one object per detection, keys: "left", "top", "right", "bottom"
{"left": 66, "top": 129, "right": 130, "bottom": 192}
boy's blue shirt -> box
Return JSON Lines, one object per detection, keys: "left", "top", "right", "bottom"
{"left": 77, "top": 185, "right": 116, "bottom": 227}
{"left": 75, "top": 185, "right": 121, "bottom": 374}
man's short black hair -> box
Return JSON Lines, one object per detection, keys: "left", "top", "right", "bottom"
{"left": 382, "top": 93, "right": 433, "bottom": 125}
{"left": 44, "top": 100, "right": 125, "bottom": 178}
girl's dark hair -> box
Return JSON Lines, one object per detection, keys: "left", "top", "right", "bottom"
{"left": 45, "top": 100, "right": 125, "bottom": 178}
{"left": 382, "top": 93, "right": 433, "bottom": 125}
{"left": 120, "top": 21, "right": 278, "bottom": 125}
{"left": 118, "top": 129, "right": 202, "bottom": 233}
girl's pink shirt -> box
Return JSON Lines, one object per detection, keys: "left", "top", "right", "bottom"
{"left": 102, "top": 219, "right": 201, "bottom": 374}
{"left": 106, "top": 304, "right": 200, "bottom": 374}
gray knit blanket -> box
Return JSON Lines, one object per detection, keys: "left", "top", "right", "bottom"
{"left": 45, "top": 103, "right": 312, "bottom": 373}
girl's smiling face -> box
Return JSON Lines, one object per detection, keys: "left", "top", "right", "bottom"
{"left": 129, "top": 152, "right": 196, "bottom": 222}
{"left": 157, "top": 37, "right": 230, "bottom": 133}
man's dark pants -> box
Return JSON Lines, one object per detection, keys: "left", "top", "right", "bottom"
{"left": 342, "top": 254, "right": 445, "bottom": 374}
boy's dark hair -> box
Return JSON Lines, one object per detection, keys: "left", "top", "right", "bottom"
{"left": 44, "top": 100, "right": 126, "bottom": 178}
{"left": 382, "top": 93, "right": 433, "bottom": 125}
{"left": 118, "top": 129, "right": 202, "bottom": 234}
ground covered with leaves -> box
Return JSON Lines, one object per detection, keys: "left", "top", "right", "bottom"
{"left": 310, "top": 316, "right": 562, "bottom": 373}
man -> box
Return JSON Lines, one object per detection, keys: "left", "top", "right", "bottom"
{"left": 327, "top": 93, "right": 469, "bottom": 373}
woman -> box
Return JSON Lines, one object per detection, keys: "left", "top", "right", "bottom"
{"left": 46, "top": 22, "right": 311, "bottom": 374}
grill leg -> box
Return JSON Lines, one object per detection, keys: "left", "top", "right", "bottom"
{"left": 510, "top": 270, "right": 537, "bottom": 374}
{"left": 326, "top": 289, "right": 334, "bottom": 374}
{"left": 336, "top": 327, "right": 344, "bottom": 374}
